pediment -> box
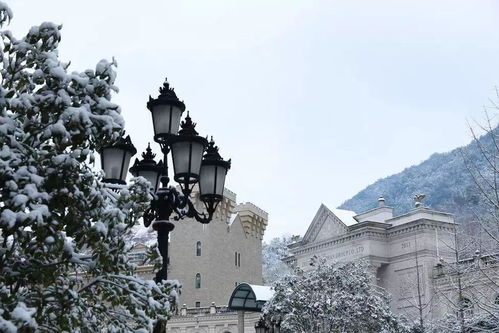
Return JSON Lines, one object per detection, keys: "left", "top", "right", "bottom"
{"left": 301, "top": 204, "right": 355, "bottom": 245}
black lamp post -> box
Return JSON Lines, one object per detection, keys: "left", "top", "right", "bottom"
{"left": 100, "top": 78, "right": 230, "bottom": 284}
{"left": 255, "top": 318, "right": 269, "bottom": 333}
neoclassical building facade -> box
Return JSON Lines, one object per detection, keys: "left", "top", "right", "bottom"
{"left": 284, "top": 198, "right": 499, "bottom": 323}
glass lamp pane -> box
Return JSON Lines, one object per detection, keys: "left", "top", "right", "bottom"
{"left": 102, "top": 148, "right": 124, "bottom": 180}
{"left": 189, "top": 142, "right": 204, "bottom": 175}
{"left": 199, "top": 165, "right": 216, "bottom": 196}
{"left": 215, "top": 166, "right": 227, "bottom": 196}
{"left": 138, "top": 170, "right": 160, "bottom": 191}
{"left": 122, "top": 151, "right": 133, "bottom": 181}
{"left": 152, "top": 105, "right": 182, "bottom": 136}
{"left": 171, "top": 141, "right": 190, "bottom": 177}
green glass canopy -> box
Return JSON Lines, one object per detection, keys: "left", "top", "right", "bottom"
{"left": 228, "top": 283, "right": 273, "bottom": 312}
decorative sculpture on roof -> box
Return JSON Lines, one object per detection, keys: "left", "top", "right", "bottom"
{"left": 414, "top": 194, "right": 426, "bottom": 208}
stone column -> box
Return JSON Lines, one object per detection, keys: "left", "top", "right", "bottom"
{"left": 238, "top": 310, "right": 245, "bottom": 333}
{"left": 369, "top": 262, "right": 382, "bottom": 285}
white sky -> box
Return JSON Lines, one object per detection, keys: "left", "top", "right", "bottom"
{"left": 8, "top": 0, "right": 499, "bottom": 241}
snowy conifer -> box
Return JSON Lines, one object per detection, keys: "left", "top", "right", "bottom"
{"left": 262, "top": 235, "right": 294, "bottom": 284}
{"left": 263, "top": 258, "right": 407, "bottom": 333}
{"left": 0, "top": 3, "right": 177, "bottom": 331}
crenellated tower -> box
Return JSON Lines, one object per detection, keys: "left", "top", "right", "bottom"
{"left": 234, "top": 202, "right": 268, "bottom": 239}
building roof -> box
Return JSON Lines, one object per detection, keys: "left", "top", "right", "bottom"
{"left": 229, "top": 212, "right": 240, "bottom": 226}
{"left": 228, "top": 283, "right": 273, "bottom": 312}
{"left": 331, "top": 208, "right": 357, "bottom": 226}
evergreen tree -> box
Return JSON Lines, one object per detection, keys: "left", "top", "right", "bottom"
{"left": 262, "top": 235, "right": 295, "bottom": 285}
{"left": 0, "top": 3, "right": 177, "bottom": 331}
{"left": 262, "top": 258, "right": 408, "bottom": 333}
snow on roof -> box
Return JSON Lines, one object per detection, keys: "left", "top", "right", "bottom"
{"left": 331, "top": 208, "right": 357, "bottom": 226}
{"left": 248, "top": 284, "right": 274, "bottom": 302}
{"left": 229, "top": 212, "right": 239, "bottom": 226}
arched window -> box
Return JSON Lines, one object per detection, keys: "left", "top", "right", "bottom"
{"left": 196, "top": 241, "right": 201, "bottom": 257}
{"left": 195, "top": 273, "right": 201, "bottom": 289}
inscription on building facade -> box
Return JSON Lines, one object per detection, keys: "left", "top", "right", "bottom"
{"left": 324, "top": 245, "right": 365, "bottom": 260}
{"left": 401, "top": 241, "right": 411, "bottom": 249}
{"left": 301, "top": 245, "right": 365, "bottom": 267}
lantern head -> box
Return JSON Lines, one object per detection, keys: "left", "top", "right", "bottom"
{"left": 199, "top": 137, "right": 231, "bottom": 207}
{"left": 170, "top": 113, "right": 208, "bottom": 194}
{"left": 129, "top": 143, "right": 164, "bottom": 192}
{"left": 147, "top": 79, "right": 186, "bottom": 144}
{"left": 100, "top": 134, "right": 137, "bottom": 185}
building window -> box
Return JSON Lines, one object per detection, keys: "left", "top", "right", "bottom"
{"left": 195, "top": 273, "right": 201, "bottom": 289}
{"left": 234, "top": 252, "right": 241, "bottom": 267}
{"left": 196, "top": 241, "right": 201, "bottom": 257}
{"left": 195, "top": 301, "right": 200, "bottom": 308}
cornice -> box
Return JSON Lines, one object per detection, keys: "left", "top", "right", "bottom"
{"left": 290, "top": 220, "right": 456, "bottom": 258}
{"left": 291, "top": 228, "right": 387, "bottom": 257}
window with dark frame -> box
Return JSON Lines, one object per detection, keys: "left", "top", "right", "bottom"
{"left": 195, "top": 273, "right": 201, "bottom": 289}
{"left": 196, "top": 241, "right": 201, "bottom": 257}
{"left": 238, "top": 253, "right": 241, "bottom": 267}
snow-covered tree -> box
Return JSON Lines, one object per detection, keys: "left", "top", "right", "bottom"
{"left": 262, "top": 235, "right": 296, "bottom": 285}
{"left": 0, "top": 3, "right": 177, "bottom": 331}
{"left": 262, "top": 258, "right": 408, "bottom": 333}
{"left": 435, "top": 107, "right": 499, "bottom": 332}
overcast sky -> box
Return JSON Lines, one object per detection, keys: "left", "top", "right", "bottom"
{"left": 8, "top": 0, "right": 499, "bottom": 240}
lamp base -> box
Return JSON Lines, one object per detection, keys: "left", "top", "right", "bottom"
{"left": 152, "top": 220, "right": 175, "bottom": 232}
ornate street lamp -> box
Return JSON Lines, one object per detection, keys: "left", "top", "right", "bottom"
{"left": 170, "top": 113, "right": 208, "bottom": 195}
{"left": 255, "top": 318, "right": 268, "bottom": 333}
{"left": 129, "top": 143, "right": 164, "bottom": 192}
{"left": 147, "top": 80, "right": 185, "bottom": 144}
{"left": 199, "top": 137, "right": 231, "bottom": 213}
{"left": 100, "top": 134, "right": 137, "bottom": 185}
{"left": 101, "top": 78, "right": 231, "bottom": 285}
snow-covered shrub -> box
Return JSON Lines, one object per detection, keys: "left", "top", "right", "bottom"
{"left": 262, "top": 258, "right": 408, "bottom": 333}
{"left": 0, "top": 2, "right": 176, "bottom": 331}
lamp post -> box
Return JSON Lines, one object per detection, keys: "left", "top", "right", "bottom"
{"left": 100, "top": 78, "right": 230, "bottom": 284}
{"left": 255, "top": 318, "right": 268, "bottom": 333}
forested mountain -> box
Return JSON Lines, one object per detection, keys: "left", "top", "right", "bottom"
{"left": 339, "top": 127, "right": 496, "bottom": 221}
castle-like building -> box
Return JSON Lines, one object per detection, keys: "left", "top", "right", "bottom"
{"left": 168, "top": 189, "right": 267, "bottom": 309}
{"left": 131, "top": 188, "right": 268, "bottom": 333}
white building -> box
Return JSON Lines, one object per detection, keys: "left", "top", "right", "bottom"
{"left": 284, "top": 197, "right": 499, "bottom": 324}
